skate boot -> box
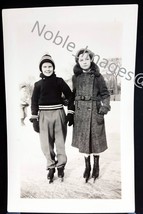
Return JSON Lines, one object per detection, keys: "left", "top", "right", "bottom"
{"left": 92, "top": 155, "right": 99, "bottom": 182}
{"left": 57, "top": 166, "right": 65, "bottom": 182}
{"left": 47, "top": 168, "right": 55, "bottom": 183}
{"left": 83, "top": 156, "right": 91, "bottom": 183}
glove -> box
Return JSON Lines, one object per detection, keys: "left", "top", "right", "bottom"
{"left": 33, "top": 119, "right": 39, "bottom": 133}
{"left": 96, "top": 114, "right": 104, "bottom": 125}
{"left": 99, "top": 106, "right": 109, "bottom": 115}
{"left": 62, "top": 98, "right": 69, "bottom": 106}
{"left": 29, "top": 116, "right": 39, "bottom": 133}
{"left": 66, "top": 113, "right": 74, "bottom": 126}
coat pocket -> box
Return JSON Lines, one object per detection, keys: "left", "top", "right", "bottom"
{"left": 96, "top": 100, "right": 101, "bottom": 112}
{"left": 96, "top": 113, "right": 104, "bottom": 125}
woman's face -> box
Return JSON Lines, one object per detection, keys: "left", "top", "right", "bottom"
{"left": 78, "top": 52, "right": 92, "bottom": 71}
{"left": 41, "top": 62, "right": 54, "bottom": 77}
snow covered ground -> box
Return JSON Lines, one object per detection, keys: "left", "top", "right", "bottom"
{"left": 20, "top": 101, "right": 121, "bottom": 199}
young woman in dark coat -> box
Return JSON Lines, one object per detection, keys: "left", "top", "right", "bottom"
{"left": 69, "top": 48, "right": 111, "bottom": 182}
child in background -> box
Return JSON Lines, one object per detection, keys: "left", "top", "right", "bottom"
{"left": 30, "top": 54, "right": 73, "bottom": 183}
{"left": 20, "top": 85, "right": 30, "bottom": 126}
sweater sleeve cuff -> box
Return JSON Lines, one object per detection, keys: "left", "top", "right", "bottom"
{"left": 67, "top": 110, "right": 74, "bottom": 114}
{"left": 31, "top": 115, "right": 39, "bottom": 119}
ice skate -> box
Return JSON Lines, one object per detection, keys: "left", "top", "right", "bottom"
{"left": 47, "top": 168, "right": 55, "bottom": 183}
{"left": 83, "top": 156, "right": 91, "bottom": 183}
{"left": 92, "top": 155, "right": 99, "bottom": 182}
{"left": 57, "top": 166, "right": 64, "bottom": 182}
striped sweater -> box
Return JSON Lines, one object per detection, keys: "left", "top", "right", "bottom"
{"left": 31, "top": 73, "right": 74, "bottom": 115}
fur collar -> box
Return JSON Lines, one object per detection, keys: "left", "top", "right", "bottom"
{"left": 73, "top": 62, "right": 100, "bottom": 77}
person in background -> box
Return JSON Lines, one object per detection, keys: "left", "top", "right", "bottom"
{"left": 30, "top": 54, "right": 74, "bottom": 183}
{"left": 20, "top": 85, "right": 30, "bottom": 126}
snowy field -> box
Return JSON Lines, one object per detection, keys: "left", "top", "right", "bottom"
{"left": 20, "top": 101, "right": 121, "bottom": 199}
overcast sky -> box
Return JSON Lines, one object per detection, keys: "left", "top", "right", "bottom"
{"left": 3, "top": 5, "right": 126, "bottom": 84}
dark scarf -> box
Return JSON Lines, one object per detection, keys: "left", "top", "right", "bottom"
{"left": 39, "top": 72, "right": 56, "bottom": 79}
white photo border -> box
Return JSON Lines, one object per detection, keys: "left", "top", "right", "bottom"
{"left": 2, "top": 4, "right": 138, "bottom": 213}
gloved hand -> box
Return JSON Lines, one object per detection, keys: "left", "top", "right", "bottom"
{"left": 99, "top": 106, "right": 109, "bottom": 115}
{"left": 29, "top": 116, "right": 39, "bottom": 133}
{"left": 66, "top": 113, "right": 74, "bottom": 126}
{"left": 33, "top": 119, "right": 39, "bottom": 133}
{"left": 62, "top": 98, "right": 69, "bottom": 106}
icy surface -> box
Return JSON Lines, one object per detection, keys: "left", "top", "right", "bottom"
{"left": 20, "top": 101, "right": 121, "bottom": 199}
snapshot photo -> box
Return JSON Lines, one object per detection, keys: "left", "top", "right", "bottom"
{"left": 2, "top": 4, "right": 138, "bottom": 213}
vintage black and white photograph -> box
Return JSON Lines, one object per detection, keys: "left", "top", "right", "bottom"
{"left": 2, "top": 4, "right": 137, "bottom": 213}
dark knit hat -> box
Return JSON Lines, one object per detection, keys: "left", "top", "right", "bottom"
{"left": 75, "top": 48, "right": 95, "bottom": 63}
{"left": 39, "top": 54, "right": 55, "bottom": 71}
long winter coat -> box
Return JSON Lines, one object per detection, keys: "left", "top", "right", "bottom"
{"left": 72, "top": 62, "right": 110, "bottom": 154}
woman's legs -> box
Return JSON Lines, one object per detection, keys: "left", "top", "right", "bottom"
{"left": 82, "top": 153, "right": 91, "bottom": 183}
{"left": 82, "top": 153, "right": 100, "bottom": 182}
{"left": 92, "top": 154, "right": 100, "bottom": 182}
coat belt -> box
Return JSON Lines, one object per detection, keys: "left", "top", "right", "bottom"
{"left": 75, "top": 95, "right": 98, "bottom": 101}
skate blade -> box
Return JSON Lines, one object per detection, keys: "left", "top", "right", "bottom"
{"left": 60, "top": 177, "right": 64, "bottom": 182}
{"left": 93, "top": 176, "right": 99, "bottom": 183}
{"left": 49, "top": 179, "right": 53, "bottom": 184}
{"left": 85, "top": 178, "right": 89, "bottom": 183}
{"left": 58, "top": 176, "right": 64, "bottom": 182}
